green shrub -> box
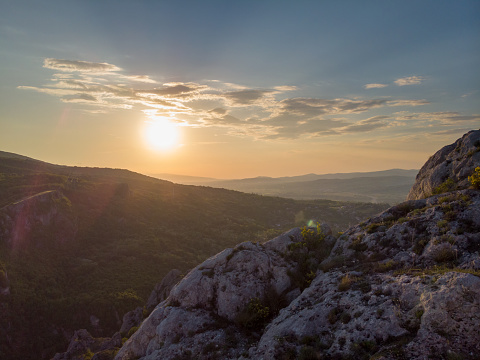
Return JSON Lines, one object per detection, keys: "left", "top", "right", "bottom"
{"left": 287, "top": 224, "right": 331, "bottom": 289}
{"left": 412, "top": 237, "right": 429, "bottom": 255}
{"left": 433, "top": 246, "right": 456, "bottom": 263}
{"left": 415, "top": 309, "right": 424, "bottom": 320}
{"left": 84, "top": 349, "right": 94, "bottom": 360}
{"left": 468, "top": 167, "right": 480, "bottom": 189}
{"left": 127, "top": 326, "right": 139, "bottom": 338}
{"left": 235, "top": 297, "right": 270, "bottom": 329}
{"left": 432, "top": 178, "right": 456, "bottom": 195}
{"left": 327, "top": 307, "right": 343, "bottom": 324}
{"left": 349, "top": 236, "right": 368, "bottom": 252}
{"left": 338, "top": 274, "right": 354, "bottom": 291}
{"left": 375, "top": 260, "right": 397, "bottom": 273}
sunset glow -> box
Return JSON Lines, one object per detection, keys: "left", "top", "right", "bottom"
{"left": 143, "top": 118, "right": 180, "bottom": 151}
{"left": 0, "top": 1, "right": 478, "bottom": 178}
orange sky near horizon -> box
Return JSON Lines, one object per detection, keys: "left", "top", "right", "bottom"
{"left": 1, "top": 1, "right": 478, "bottom": 179}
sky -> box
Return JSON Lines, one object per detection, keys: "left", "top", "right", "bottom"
{"left": 1, "top": 0, "right": 479, "bottom": 179}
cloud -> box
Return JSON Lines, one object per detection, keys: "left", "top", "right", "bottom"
{"left": 62, "top": 93, "right": 97, "bottom": 102}
{"left": 276, "top": 98, "right": 389, "bottom": 117}
{"left": 120, "top": 75, "right": 157, "bottom": 83}
{"left": 137, "top": 83, "right": 206, "bottom": 98}
{"left": 44, "top": 58, "right": 121, "bottom": 73}
{"left": 387, "top": 99, "right": 430, "bottom": 107}
{"left": 21, "top": 57, "right": 464, "bottom": 142}
{"left": 364, "top": 83, "right": 388, "bottom": 89}
{"left": 337, "top": 116, "right": 391, "bottom": 133}
{"left": 393, "top": 111, "right": 480, "bottom": 124}
{"left": 273, "top": 85, "right": 298, "bottom": 91}
{"left": 224, "top": 89, "right": 275, "bottom": 105}
{"left": 394, "top": 76, "right": 424, "bottom": 86}
{"left": 208, "top": 108, "right": 228, "bottom": 116}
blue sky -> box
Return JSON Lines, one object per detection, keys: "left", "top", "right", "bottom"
{"left": 1, "top": 0, "right": 479, "bottom": 178}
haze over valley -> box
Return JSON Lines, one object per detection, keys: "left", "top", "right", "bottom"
{"left": 152, "top": 169, "right": 418, "bottom": 204}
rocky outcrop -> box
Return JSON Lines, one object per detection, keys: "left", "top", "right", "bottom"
{"left": 145, "top": 269, "right": 182, "bottom": 313}
{"left": 114, "top": 228, "right": 314, "bottom": 360}
{"left": 407, "top": 129, "right": 480, "bottom": 200}
{"left": 118, "top": 269, "right": 182, "bottom": 339}
{"left": 115, "top": 190, "right": 480, "bottom": 359}
{"left": 0, "top": 190, "right": 76, "bottom": 250}
{"left": 113, "top": 132, "right": 480, "bottom": 360}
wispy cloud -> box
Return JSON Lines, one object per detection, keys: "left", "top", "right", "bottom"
{"left": 394, "top": 76, "right": 424, "bottom": 86}
{"left": 337, "top": 116, "right": 391, "bottom": 133}
{"left": 44, "top": 58, "right": 122, "bottom": 73}
{"left": 393, "top": 111, "right": 480, "bottom": 124}
{"left": 387, "top": 99, "right": 430, "bottom": 107}
{"left": 20, "top": 58, "right": 439, "bottom": 141}
{"left": 364, "top": 83, "right": 388, "bottom": 89}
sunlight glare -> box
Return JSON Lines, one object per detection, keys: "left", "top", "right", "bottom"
{"left": 144, "top": 117, "right": 180, "bottom": 151}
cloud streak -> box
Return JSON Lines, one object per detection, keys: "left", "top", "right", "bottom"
{"left": 394, "top": 76, "right": 424, "bottom": 86}
{"left": 364, "top": 83, "right": 388, "bottom": 89}
{"left": 44, "top": 58, "right": 122, "bottom": 73}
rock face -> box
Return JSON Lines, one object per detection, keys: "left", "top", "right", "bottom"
{"left": 407, "top": 129, "right": 480, "bottom": 200}
{"left": 0, "top": 190, "right": 76, "bottom": 250}
{"left": 145, "top": 269, "right": 182, "bottom": 313}
{"left": 113, "top": 132, "right": 480, "bottom": 360}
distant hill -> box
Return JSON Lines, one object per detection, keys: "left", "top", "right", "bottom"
{"left": 152, "top": 169, "right": 418, "bottom": 204}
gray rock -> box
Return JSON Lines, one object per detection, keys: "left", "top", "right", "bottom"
{"left": 407, "top": 130, "right": 480, "bottom": 200}
{"left": 119, "top": 306, "right": 143, "bottom": 336}
{"left": 146, "top": 269, "right": 182, "bottom": 312}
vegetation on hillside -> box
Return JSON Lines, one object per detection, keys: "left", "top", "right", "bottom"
{"left": 0, "top": 156, "right": 388, "bottom": 359}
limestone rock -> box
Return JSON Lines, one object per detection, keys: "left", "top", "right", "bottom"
{"left": 115, "top": 233, "right": 305, "bottom": 360}
{"left": 407, "top": 130, "right": 480, "bottom": 200}
{"left": 145, "top": 269, "right": 182, "bottom": 312}
{"left": 119, "top": 306, "right": 143, "bottom": 336}
{"left": 114, "top": 181, "right": 480, "bottom": 359}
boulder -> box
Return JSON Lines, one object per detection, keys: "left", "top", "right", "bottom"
{"left": 407, "top": 130, "right": 480, "bottom": 200}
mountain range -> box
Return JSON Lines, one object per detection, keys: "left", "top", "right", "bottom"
{"left": 151, "top": 169, "right": 418, "bottom": 204}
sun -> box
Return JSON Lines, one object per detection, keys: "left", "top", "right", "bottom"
{"left": 143, "top": 117, "right": 180, "bottom": 151}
